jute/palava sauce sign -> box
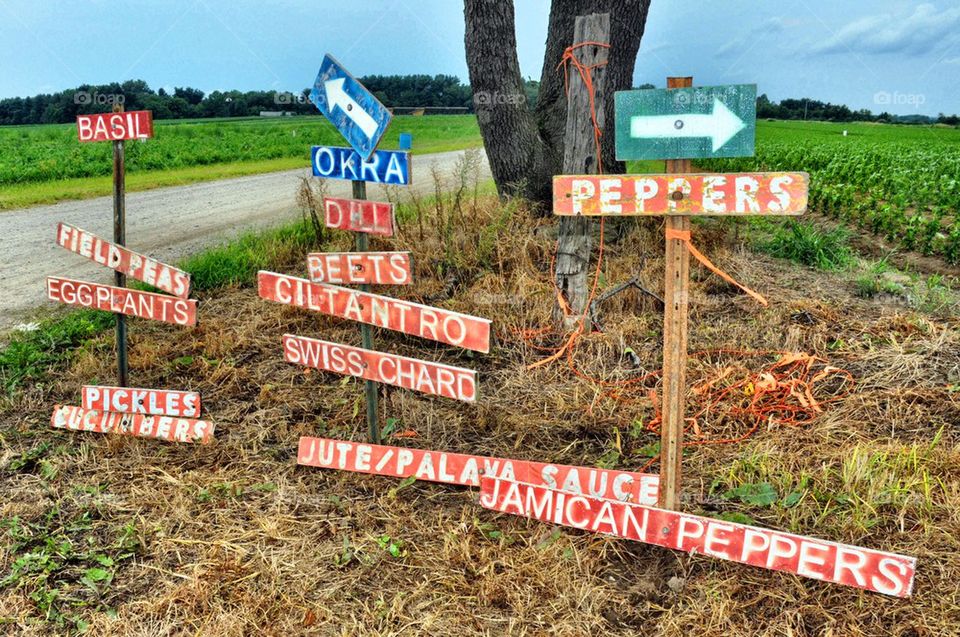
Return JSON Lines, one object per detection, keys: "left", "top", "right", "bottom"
{"left": 51, "top": 405, "right": 213, "bottom": 444}
{"left": 480, "top": 478, "right": 916, "bottom": 598}
{"left": 298, "top": 437, "right": 660, "bottom": 505}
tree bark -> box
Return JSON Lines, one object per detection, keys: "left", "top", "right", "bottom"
{"left": 554, "top": 13, "right": 609, "bottom": 329}
{"left": 464, "top": 0, "right": 652, "bottom": 207}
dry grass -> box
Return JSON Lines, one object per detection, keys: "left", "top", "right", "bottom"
{"left": 1, "top": 176, "right": 959, "bottom": 635}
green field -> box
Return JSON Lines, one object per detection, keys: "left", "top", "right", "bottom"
{"left": 705, "top": 120, "right": 960, "bottom": 263}
{"left": 0, "top": 115, "right": 482, "bottom": 209}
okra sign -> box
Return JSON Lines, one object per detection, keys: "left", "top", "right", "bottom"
{"left": 480, "top": 478, "right": 916, "bottom": 598}
{"left": 553, "top": 173, "right": 809, "bottom": 216}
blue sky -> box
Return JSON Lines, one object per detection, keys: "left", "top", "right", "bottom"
{"left": 1, "top": 0, "right": 958, "bottom": 115}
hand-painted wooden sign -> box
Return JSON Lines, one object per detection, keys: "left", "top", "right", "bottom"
{"left": 323, "top": 197, "right": 396, "bottom": 236}
{"left": 297, "top": 437, "right": 660, "bottom": 505}
{"left": 307, "top": 251, "right": 412, "bottom": 286}
{"left": 309, "top": 54, "right": 391, "bottom": 159}
{"left": 82, "top": 385, "right": 201, "bottom": 419}
{"left": 46, "top": 277, "right": 197, "bottom": 326}
{"left": 480, "top": 478, "right": 916, "bottom": 598}
{"left": 284, "top": 334, "right": 476, "bottom": 401}
{"left": 51, "top": 405, "right": 213, "bottom": 444}
{"left": 257, "top": 271, "right": 490, "bottom": 352}
{"left": 77, "top": 110, "right": 154, "bottom": 143}
{"left": 56, "top": 223, "right": 191, "bottom": 298}
{"left": 553, "top": 173, "right": 809, "bottom": 216}
{"left": 615, "top": 84, "right": 756, "bottom": 160}
{"left": 311, "top": 146, "right": 411, "bottom": 185}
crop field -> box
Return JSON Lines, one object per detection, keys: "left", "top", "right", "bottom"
{"left": 0, "top": 115, "right": 482, "bottom": 209}
{"left": 706, "top": 121, "right": 960, "bottom": 263}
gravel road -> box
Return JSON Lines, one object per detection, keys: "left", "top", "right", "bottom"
{"left": 0, "top": 149, "right": 488, "bottom": 334}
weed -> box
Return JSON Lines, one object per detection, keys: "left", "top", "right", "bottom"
{"left": 760, "top": 220, "right": 854, "bottom": 270}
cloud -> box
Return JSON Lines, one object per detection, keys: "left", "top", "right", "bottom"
{"left": 811, "top": 3, "right": 960, "bottom": 56}
{"left": 715, "top": 17, "right": 788, "bottom": 57}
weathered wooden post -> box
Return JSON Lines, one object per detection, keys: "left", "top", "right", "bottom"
{"left": 658, "top": 76, "right": 693, "bottom": 510}
{"left": 112, "top": 103, "right": 129, "bottom": 387}
{"left": 554, "top": 13, "right": 610, "bottom": 330}
{"left": 351, "top": 179, "right": 381, "bottom": 444}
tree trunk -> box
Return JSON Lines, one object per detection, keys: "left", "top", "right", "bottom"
{"left": 464, "top": 0, "right": 652, "bottom": 207}
{"left": 554, "top": 13, "right": 609, "bottom": 330}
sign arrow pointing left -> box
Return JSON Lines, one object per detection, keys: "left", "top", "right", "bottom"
{"left": 324, "top": 77, "right": 378, "bottom": 139}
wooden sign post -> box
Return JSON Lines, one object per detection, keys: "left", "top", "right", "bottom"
{"left": 74, "top": 106, "right": 156, "bottom": 387}
{"left": 352, "top": 180, "right": 381, "bottom": 443}
{"left": 554, "top": 77, "right": 803, "bottom": 511}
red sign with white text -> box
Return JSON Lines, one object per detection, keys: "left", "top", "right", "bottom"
{"left": 76, "top": 110, "right": 154, "bottom": 143}
{"left": 57, "top": 223, "right": 191, "bottom": 298}
{"left": 306, "top": 251, "right": 412, "bottom": 286}
{"left": 51, "top": 405, "right": 213, "bottom": 444}
{"left": 297, "top": 437, "right": 660, "bottom": 505}
{"left": 480, "top": 478, "right": 916, "bottom": 598}
{"left": 82, "top": 385, "right": 201, "bottom": 419}
{"left": 258, "top": 271, "right": 490, "bottom": 352}
{"left": 553, "top": 172, "right": 809, "bottom": 216}
{"left": 283, "top": 334, "right": 476, "bottom": 401}
{"left": 324, "top": 197, "right": 395, "bottom": 236}
{"left": 46, "top": 277, "right": 197, "bottom": 326}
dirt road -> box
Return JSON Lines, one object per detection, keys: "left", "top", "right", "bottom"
{"left": 0, "top": 149, "right": 488, "bottom": 333}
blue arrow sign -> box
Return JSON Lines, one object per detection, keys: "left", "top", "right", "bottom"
{"left": 310, "top": 54, "right": 391, "bottom": 160}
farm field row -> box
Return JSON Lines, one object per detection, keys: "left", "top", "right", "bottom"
{"left": 0, "top": 115, "right": 482, "bottom": 209}
{"left": 704, "top": 120, "right": 960, "bottom": 263}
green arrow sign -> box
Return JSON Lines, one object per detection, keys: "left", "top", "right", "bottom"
{"left": 615, "top": 84, "right": 756, "bottom": 161}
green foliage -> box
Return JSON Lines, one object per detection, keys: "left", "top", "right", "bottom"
{"left": 722, "top": 482, "right": 779, "bottom": 507}
{"left": 0, "top": 310, "right": 114, "bottom": 395}
{"left": 761, "top": 220, "right": 853, "bottom": 270}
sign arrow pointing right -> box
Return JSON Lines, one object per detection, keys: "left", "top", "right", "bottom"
{"left": 630, "top": 97, "right": 747, "bottom": 152}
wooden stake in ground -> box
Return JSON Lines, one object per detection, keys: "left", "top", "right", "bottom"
{"left": 554, "top": 13, "right": 609, "bottom": 330}
{"left": 658, "top": 76, "right": 693, "bottom": 510}
{"left": 112, "top": 103, "right": 129, "bottom": 388}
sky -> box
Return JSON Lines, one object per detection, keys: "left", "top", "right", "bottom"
{"left": 0, "top": 0, "right": 958, "bottom": 116}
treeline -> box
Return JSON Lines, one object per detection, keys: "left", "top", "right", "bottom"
{"left": 757, "top": 94, "right": 957, "bottom": 125}
{"left": 0, "top": 77, "right": 955, "bottom": 126}
{"left": 0, "top": 75, "right": 486, "bottom": 126}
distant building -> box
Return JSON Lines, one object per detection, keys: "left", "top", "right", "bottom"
{"left": 259, "top": 111, "right": 295, "bottom": 117}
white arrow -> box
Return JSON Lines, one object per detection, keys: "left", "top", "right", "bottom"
{"left": 325, "top": 77, "right": 378, "bottom": 139}
{"left": 630, "top": 97, "right": 746, "bottom": 152}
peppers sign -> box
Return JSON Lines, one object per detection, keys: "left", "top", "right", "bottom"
{"left": 553, "top": 173, "right": 809, "bottom": 216}
{"left": 77, "top": 110, "right": 154, "bottom": 143}
{"left": 480, "top": 478, "right": 916, "bottom": 598}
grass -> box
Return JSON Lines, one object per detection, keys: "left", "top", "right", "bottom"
{"left": 758, "top": 219, "right": 854, "bottom": 270}
{"left": 0, "top": 114, "right": 482, "bottom": 210}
